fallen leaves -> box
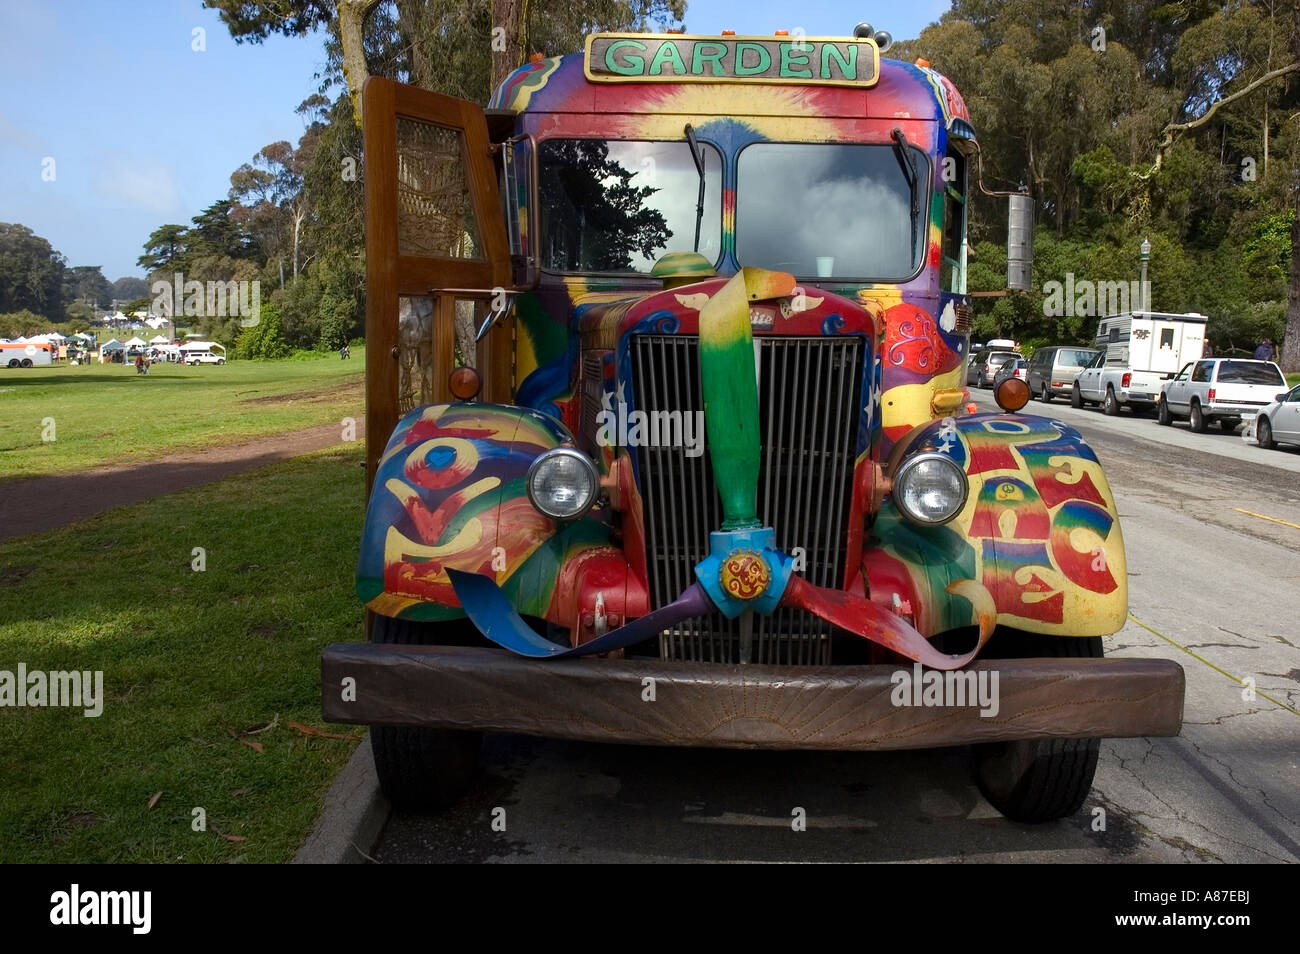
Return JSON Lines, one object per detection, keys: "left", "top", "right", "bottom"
{"left": 242, "top": 714, "right": 280, "bottom": 735}
{"left": 211, "top": 826, "right": 247, "bottom": 843}
{"left": 287, "top": 720, "right": 356, "bottom": 741}
{"left": 226, "top": 730, "right": 264, "bottom": 754}
{"left": 147, "top": 792, "right": 162, "bottom": 810}
{"left": 218, "top": 712, "right": 358, "bottom": 753}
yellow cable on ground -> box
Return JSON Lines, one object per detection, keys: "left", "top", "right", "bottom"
{"left": 1127, "top": 614, "right": 1299, "bottom": 718}
{"left": 1234, "top": 508, "right": 1300, "bottom": 531}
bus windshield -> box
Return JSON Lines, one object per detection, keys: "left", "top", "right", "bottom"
{"left": 538, "top": 138, "right": 723, "bottom": 274}
{"left": 736, "top": 142, "right": 929, "bottom": 280}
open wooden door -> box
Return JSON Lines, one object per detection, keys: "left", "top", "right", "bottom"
{"left": 363, "top": 76, "right": 512, "bottom": 494}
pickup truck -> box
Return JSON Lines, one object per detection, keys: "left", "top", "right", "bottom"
{"left": 184, "top": 352, "right": 226, "bottom": 365}
{"left": 1157, "top": 358, "right": 1287, "bottom": 433}
{"left": 1072, "top": 351, "right": 1162, "bottom": 414}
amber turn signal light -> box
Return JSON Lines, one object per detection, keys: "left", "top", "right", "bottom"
{"left": 450, "top": 367, "right": 482, "bottom": 401}
{"left": 994, "top": 377, "right": 1030, "bottom": 412}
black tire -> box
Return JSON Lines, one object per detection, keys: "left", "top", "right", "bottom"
{"left": 1039, "top": 383, "right": 1052, "bottom": 403}
{"left": 369, "top": 614, "right": 482, "bottom": 811}
{"left": 974, "top": 633, "right": 1103, "bottom": 823}
{"left": 1257, "top": 416, "right": 1275, "bottom": 450}
{"left": 1219, "top": 419, "right": 1237, "bottom": 434}
{"left": 1103, "top": 387, "right": 1119, "bottom": 416}
{"left": 6, "top": 359, "right": 18, "bottom": 368}
{"left": 20, "top": 358, "right": 33, "bottom": 368}
{"left": 1071, "top": 383, "right": 1083, "bottom": 408}
{"left": 1157, "top": 397, "right": 1171, "bottom": 425}
{"left": 1189, "top": 400, "right": 1207, "bottom": 433}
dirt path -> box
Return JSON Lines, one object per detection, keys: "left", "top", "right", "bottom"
{"left": 0, "top": 420, "right": 366, "bottom": 544}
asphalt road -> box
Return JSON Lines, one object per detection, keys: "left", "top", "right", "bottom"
{"left": 375, "top": 389, "right": 1300, "bottom": 863}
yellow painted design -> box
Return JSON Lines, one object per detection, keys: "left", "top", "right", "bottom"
{"left": 930, "top": 388, "right": 967, "bottom": 414}
{"left": 385, "top": 520, "right": 483, "bottom": 562}
{"left": 720, "top": 549, "right": 770, "bottom": 600}
{"left": 882, "top": 364, "right": 965, "bottom": 431}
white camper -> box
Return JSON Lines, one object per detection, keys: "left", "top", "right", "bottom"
{"left": 1073, "top": 312, "right": 1208, "bottom": 414}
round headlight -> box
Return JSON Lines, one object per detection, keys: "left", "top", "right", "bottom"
{"left": 526, "top": 448, "right": 599, "bottom": 520}
{"left": 893, "top": 453, "right": 968, "bottom": 525}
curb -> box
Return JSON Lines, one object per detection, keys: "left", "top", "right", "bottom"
{"left": 293, "top": 733, "right": 390, "bottom": 864}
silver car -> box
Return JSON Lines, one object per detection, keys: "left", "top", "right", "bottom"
{"left": 1027, "top": 345, "right": 1100, "bottom": 403}
{"left": 967, "top": 349, "right": 1022, "bottom": 389}
{"left": 1248, "top": 382, "right": 1300, "bottom": 450}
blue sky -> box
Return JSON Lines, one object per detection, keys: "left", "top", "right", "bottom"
{"left": 0, "top": 1, "right": 951, "bottom": 283}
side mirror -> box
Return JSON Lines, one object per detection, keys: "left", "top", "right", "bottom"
{"left": 1277, "top": 393, "right": 1289, "bottom": 402}
{"left": 1006, "top": 193, "right": 1033, "bottom": 291}
{"left": 475, "top": 293, "right": 517, "bottom": 342}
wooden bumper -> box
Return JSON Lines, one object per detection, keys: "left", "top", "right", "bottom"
{"left": 321, "top": 644, "right": 1185, "bottom": 750}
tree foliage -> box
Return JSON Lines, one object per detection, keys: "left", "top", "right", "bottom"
{"left": 901, "top": 0, "right": 1299, "bottom": 364}
{"left": 0, "top": 223, "right": 67, "bottom": 322}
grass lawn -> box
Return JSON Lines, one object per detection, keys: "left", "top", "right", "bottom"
{"left": 0, "top": 349, "right": 364, "bottom": 481}
{"left": 0, "top": 443, "right": 367, "bottom": 863}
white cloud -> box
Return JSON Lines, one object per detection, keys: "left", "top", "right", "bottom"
{"left": 91, "top": 156, "right": 184, "bottom": 216}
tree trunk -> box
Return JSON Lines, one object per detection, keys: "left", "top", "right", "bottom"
{"left": 1283, "top": 182, "right": 1300, "bottom": 373}
{"left": 339, "top": 0, "right": 381, "bottom": 126}
{"left": 292, "top": 207, "right": 302, "bottom": 280}
{"left": 1284, "top": 0, "right": 1300, "bottom": 373}
{"left": 491, "top": 0, "right": 526, "bottom": 92}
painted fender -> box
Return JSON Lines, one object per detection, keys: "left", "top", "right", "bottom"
{"left": 865, "top": 412, "right": 1127, "bottom": 638}
{"left": 356, "top": 402, "right": 647, "bottom": 634}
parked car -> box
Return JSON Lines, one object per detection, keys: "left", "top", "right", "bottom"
{"left": 1027, "top": 346, "right": 1100, "bottom": 403}
{"left": 993, "top": 357, "right": 1028, "bottom": 389}
{"left": 185, "top": 352, "right": 226, "bottom": 365}
{"left": 1157, "top": 358, "right": 1286, "bottom": 433}
{"left": 1248, "top": 382, "right": 1300, "bottom": 449}
{"left": 967, "top": 348, "right": 1022, "bottom": 388}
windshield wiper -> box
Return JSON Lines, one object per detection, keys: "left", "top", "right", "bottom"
{"left": 685, "top": 123, "right": 706, "bottom": 254}
{"left": 891, "top": 127, "right": 920, "bottom": 264}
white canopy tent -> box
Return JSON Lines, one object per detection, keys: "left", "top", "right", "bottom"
{"left": 123, "top": 336, "right": 147, "bottom": 348}
{"left": 148, "top": 334, "right": 170, "bottom": 345}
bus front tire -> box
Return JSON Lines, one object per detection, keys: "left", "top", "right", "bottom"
{"left": 368, "top": 613, "right": 482, "bottom": 812}
{"left": 973, "top": 633, "right": 1103, "bottom": 823}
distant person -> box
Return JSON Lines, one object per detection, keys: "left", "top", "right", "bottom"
{"left": 134, "top": 354, "right": 144, "bottom": 375}
{"left": 340, "top": 345, "right": 350, "bottom": 360}
{"left": 1202, "top": 338, "right": 1212, "bottom": 357}
{"left": 1254, "top": 338, "right": 1274, "bottom": 361}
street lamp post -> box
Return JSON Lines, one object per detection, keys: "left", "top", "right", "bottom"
{"left": 1139, "top": 238, "right": 1151, "bottom": 312}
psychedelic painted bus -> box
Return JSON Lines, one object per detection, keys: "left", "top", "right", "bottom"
{"left": 322, "top": 26, "right": 1184, "bottom": 822}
